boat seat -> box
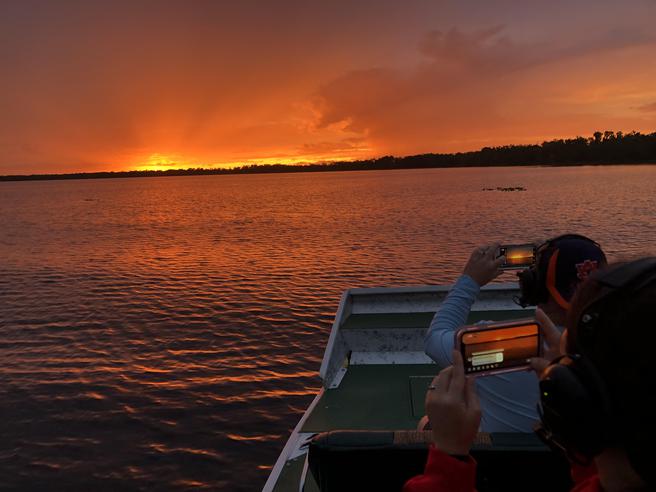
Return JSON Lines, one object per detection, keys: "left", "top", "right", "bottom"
{"left": 307, "top": 429, "right": 573, "bottom": 491}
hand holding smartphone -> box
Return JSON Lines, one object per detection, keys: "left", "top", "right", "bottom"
{"left": 454, "top": 318, "right": 542, "bottom": 377}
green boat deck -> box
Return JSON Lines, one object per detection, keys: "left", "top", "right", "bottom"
{"left": 265, "top": 293, "right": 539, "bottom": 491}
{"left": 303, "top": 308, "right": 529, "bottom": 433}
{"left": 303, "top": 364, "right": 436, "bottom": 432}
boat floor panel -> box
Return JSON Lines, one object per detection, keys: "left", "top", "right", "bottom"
{"left": 302, "top": 364, "right": 438, "bottom": 432}
{"left": 305, "top": 308, "right": 529, "bottom": 433}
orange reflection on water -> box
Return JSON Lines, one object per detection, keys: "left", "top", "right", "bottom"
{"left": 132, "top": 364, "right": 174, "bottom": 374}
{"left": 219, "top": 370, "right": 317, "bottom": 384}
{"left": 215, "top": 388, "right": 320, "bottom": 405}
{"left": 226, "top": 433, "right": 283, "bottom": 442}
{"left": 84, "top": 392, "right": 106, "bottom": 400}
{"left": 148, "top": 443, "right": 222, "bottom": 458}
{"left": 171, "top": 480, "right": 211, "bottom": 488}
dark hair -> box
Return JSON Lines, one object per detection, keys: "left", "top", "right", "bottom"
{"left": 566, "top": 260, "right": 656, "bottom": 486}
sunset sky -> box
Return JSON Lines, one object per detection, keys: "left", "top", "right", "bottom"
{"left": 2, "top": 0, "right": 656, "bottom": 175}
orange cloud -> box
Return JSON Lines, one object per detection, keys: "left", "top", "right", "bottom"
{"left": 310, "top": 26, "right": 656, "bottom": 155}
{"left": 637, "top": 102, "right": 656, "bottom": 112}
{"left": 2, "top": 1, "right": 656, "bottom": 174}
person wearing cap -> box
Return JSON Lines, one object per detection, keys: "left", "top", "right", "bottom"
{"left": 423, "top": 234, "right": 607, "bottom": 432}
{"left": 406, "top": 257, "right": 655, "bottom": 492}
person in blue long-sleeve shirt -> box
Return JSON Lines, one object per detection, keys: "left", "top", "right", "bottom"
{"left": 424, "top": 235, "right": 607, "bottom": 432}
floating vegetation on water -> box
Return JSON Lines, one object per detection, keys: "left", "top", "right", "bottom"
{"left": 482, "top": 186, "right": 526, "bottom": 192}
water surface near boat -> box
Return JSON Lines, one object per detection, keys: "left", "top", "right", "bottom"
{"left": 1, "top": 165, "right": 654, "bottom": 490}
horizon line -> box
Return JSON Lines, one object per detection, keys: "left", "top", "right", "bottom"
{"left": 2, "top": 129, "right": 654, "bottom": 180}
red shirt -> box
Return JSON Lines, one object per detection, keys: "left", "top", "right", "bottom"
{"left": 403, "top": 445, "right": 602, "bottom": 492}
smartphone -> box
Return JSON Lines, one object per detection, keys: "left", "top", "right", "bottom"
{"left": 497, "top": 243, "right": 536, "bottom": 270}
{"left": 455, "top": 318, "right": 542, "bottom": 377}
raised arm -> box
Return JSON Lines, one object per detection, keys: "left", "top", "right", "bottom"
{"left": 425, "top": 275, "right": 480, "bottom": 366}
{"left": 425, "top": 245, "right": 504, "bottom": 367}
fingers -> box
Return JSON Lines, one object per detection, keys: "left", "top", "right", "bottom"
{"left": 484, "top": 244, "right": 503, "bottom": 274}
{"left": 530, "top": 357, "right": 549, "bottom": 375}
{"left": 433, "top": 365, "right": 453, "bottom": 393}
{"left": 454, "top": 350, "right": 481, "bottom": 414}
{"left": 440, "top": 366, "right": 454, "bottom": 393}
{"left": 417, "top": 415, "right": 430, "bottom": 431}
{"left": 470, "top": 246, "right": 484, "bottom": 260}
{"left": 473, "top": 243, "right": 499, "bottom": 259}
{"left": 492, "top": 256, "right": 505, "bottom": 279}
{"left": 449, "top": 350, "right": 465, "bottom": 396}
{"left": 536, "top": 308, "right": 561, "bottom": 348}
{"left": 465, "top": 376, "right": 480, "bottom": 413}
{"left": 472, "top": 243, "right": 499, "bottom": 258}
{"left": 485, "top": 243, "right": 500, "bottom": 261}
{"left": 425, "top": 366, "right": 453, "bottom": 412}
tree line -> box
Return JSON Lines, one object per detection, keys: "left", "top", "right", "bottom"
{"left": 2, "top": 130, "right": 655, "bottom": 181}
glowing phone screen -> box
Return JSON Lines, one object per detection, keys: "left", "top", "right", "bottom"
{"left": 460, "top": 323, "right": 539, "bottom": 375}
{"left": 498, "top": 244, "right": 536, "bottom": 268}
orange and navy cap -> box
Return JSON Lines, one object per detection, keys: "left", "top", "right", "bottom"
{"left": 538, "top": 235, "right": 607, "bottom": 310}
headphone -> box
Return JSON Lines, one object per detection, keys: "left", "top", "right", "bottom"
{"left": 535, "top": 258, "right": 656, "bottom": 470}
{"left": 515, "top": 234, "right": 605, "bottom": 309}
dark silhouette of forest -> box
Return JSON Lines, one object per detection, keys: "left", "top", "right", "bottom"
{"left": 1, "top": 130, "right": 654, "bottom": 181}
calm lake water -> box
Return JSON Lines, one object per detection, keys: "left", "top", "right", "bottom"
{"left": 1, "top": 166, "right": 655, "bottom": 490}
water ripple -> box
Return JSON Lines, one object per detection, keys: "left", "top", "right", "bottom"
{"left": 1, "top": 167, "right": 655, "bottom": 490}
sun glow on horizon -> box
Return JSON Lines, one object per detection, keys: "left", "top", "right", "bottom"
{"left": 132, "top": 153, "right": 191, "bottom": 171}
{"left": 128, "top": 151, "right": 367, "bottom": 173}
{"left": 2, "top": 2, "right": 656, "bottom": 176}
